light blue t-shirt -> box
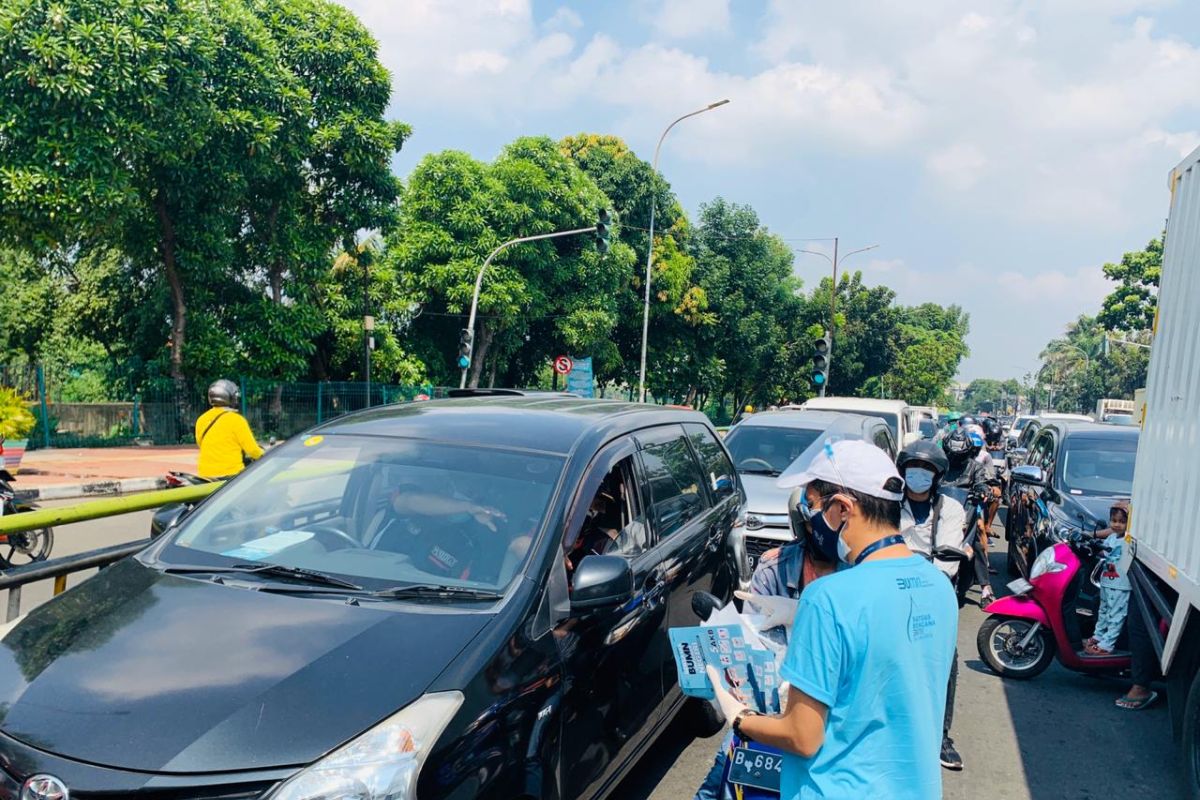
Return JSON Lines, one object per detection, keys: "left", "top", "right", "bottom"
{"left": 779, "top": 554, "right": 958, "bottom": 800}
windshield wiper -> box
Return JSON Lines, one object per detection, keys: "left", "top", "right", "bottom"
{"left": 160, "top": 563, "right": 364, "bottom": 591}
{"left": 371, "top": 583, "right": 502, "bottom": 601}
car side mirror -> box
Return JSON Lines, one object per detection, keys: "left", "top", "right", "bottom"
{"left": 150, "top": 504, "right": 189, "bottom": 538}
{"left": 571, "top": 555, "right": 634, "bottom": 611}
{"left": 1009, "top": 465, "right": 1045, "bottom": 487}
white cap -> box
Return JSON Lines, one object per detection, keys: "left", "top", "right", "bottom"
{"left": 776, "top": 438, "right": 905, "bottom": 501}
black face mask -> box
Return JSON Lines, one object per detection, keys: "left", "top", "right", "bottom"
{"left": 799, "top": 492, "right": 842, "bottom": 563}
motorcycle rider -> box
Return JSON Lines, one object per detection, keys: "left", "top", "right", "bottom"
{"left": 195, "top": 379, "right": 264, "bottom": 479}
{"left": 943, "top": 427, "right": 997, "bottom": 604}
{"left": 897, "top": 441, "right": 969, "bottom": 771}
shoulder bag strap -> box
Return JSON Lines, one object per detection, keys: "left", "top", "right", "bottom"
{"left": 198, "top": 410, "right": 232, "bottom": 447}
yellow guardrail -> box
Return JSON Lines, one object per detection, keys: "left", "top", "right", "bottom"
{"left": 0, "top": 482, "right": 224, "bottom": 536}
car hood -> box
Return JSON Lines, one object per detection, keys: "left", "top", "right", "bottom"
{"left": 0, "top": 559, "right": 491, "bottom": 773}
{"left": 740, "top": 474, "right": 792, "bottom": 517}
{"left": 1052, "top": 493, "right": 1119, "bottom": 531}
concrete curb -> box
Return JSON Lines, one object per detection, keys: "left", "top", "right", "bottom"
{"left": 14, "top": 477, "right": 168, "bottom": 503}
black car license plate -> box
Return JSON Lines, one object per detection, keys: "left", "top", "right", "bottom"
{"left": 728, "top": 744, "right": 783, "bottom": 792}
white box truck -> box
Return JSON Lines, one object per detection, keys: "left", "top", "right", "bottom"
{"left": 1128, "top": 143, "right": 1200, "bottom": 794}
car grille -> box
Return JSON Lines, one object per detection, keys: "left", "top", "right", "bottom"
{"left": 745, "top": 533, "right": 788, "bottom": 569}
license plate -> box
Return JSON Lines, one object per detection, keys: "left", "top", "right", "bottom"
{"left": 728, "top": 744, "right": 783, "bottom": 792}
{"left": 1007, "top": 577, "right": 1033, "bottom": 595}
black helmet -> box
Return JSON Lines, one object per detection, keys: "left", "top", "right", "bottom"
{"left": 958, "top": 414, "right": 978, "bottom": 429}
{"left": 207, "top": 379, "right": 239, "bottom": 408}
{"left": 897, "top": 440, "right": 949, "bottom": 478}
{"left": 942, "top": 429, "right": 972, "bottom": 463}
{"left": 981, "top": 416, "right": 1003, "bottom": 445}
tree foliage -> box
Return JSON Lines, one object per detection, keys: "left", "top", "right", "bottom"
{"left": 1097, "top": 237, "right": 1161, "bottom": 333}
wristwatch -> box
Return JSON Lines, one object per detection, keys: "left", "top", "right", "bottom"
{"left": 732, "top": 708, "right": 761, "bottom": 741}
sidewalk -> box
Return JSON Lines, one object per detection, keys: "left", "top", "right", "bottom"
{"left": 9, "top": 446, "right": 199, "bottom": 501}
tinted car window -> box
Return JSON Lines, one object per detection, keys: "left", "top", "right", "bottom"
{"left": 1059, "top": 436, "right": 1137, "bottom": 496}
{"left": 685, "top": 423, "right": 737, "bottom": 502}
{"left": 640, "top": 430, "right": 710, "bottom": 539}
{"left": 1030, "top": 431, "right": 1055, "bottom": 471}
{"left": 821, "top": 409, "right": 899, "bottom": 439}
{"left": 873, "top": 427, "right": 896, "bottom": 456}
{"left": 170, "top": 435, "right": 563, "bottom": 591}
{"left": 723, "top": 425, "right": 822, "bottom": 476}
{"left": 919, "top": 419, "right": 937, "bottom": 439}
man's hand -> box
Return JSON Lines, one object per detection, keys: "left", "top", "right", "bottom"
{"left": 471, "top": 506, "right": 505, "bottom": 532}
{"left": 705, "top": 665, "right": 747, "bottom": 722}
{"left": 735, "top": 590, "right": 797, "bottom": 631}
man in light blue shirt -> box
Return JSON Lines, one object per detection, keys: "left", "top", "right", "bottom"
{"left": 707, "top": 440, "right": 958, "bottom": 799}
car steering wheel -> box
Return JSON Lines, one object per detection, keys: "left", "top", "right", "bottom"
{"left": 306, "top": 524, "right": 361, "bottom": 551}
{"left": 738, "top": 458, "right": 776, "bottom": 472}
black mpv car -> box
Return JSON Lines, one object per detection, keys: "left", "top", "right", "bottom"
{"left": 0, "top": 395, "right": 744, "bottom": 799}
{"left": 1005, "top": 420, "right": 1138, "bottom": 578}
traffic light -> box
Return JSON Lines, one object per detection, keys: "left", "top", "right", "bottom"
{"left": 595, "top": 208, "right": 612, "bottom": 254}
{"left": 811, "top": 332, "right": 831, "bottom": 392}
{"left": 457, "top": 328, "right": 473, "bottom": 370}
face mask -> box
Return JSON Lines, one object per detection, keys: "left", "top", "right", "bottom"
{"left": 804, "top": 493, "right": 850, "bottom": 563}
{"left": 905, "top": 467, "right": 935, "bottom": 494}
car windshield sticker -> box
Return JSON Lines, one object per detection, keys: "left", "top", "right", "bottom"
{"left": 221, "top": 530, "right": 315, "bottom": 561}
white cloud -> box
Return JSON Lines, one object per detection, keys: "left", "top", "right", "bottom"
{"left": 651, "top": 0, "right": 731, "bottom": 40}
{"left": 926, "top": 144, "right": 988, "bottom": 191}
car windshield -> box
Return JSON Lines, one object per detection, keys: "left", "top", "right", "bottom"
{"left": 1013, "top": 417, "right": 1032, "bottom": 431}
{"left": 1059, "top": 436, "right": 1138, "bottom": 496}
{"left": 724, "top": 425, "right": 823, "bottom": 476}
{"left": 1105, "top": 414, "right": 1135, "bottom": 426}
{"left": 163, "top": 435, "right": 564, "bottom": 592}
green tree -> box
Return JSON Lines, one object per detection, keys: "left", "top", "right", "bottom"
{"left": 389, "top": 137, "right": 634, "bottom": 388}
{"left": 1097, "top": 237, "right": 1161, "bottom": 333}
{"left": 963, "top": 378, "right": 1021, "bottom": 413}
{"left": 691, "top": 199, "right": 804, "bottom": 411}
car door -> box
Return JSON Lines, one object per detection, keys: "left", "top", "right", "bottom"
{"left": 871, "top": 422, "right": 897, "bottom": 459}
{"left": 684, "top": 422, "right": 745, "bottom": 602}
{"left": 556, "top": 436, "right": 670, "bottom": 800}
{"left": 633, "top": 424, "right": 723, "bottom": 711}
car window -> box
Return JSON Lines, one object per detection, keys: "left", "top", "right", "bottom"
{"left": 685, "top": 423, "right": 738, "bottom": 503}
{"left": 723, "top": 425, "right": 822, "bottom": 477}
{"left": 873, "top": 426, "right": 896, "bottom": 457}
{"left": 819, "top": 409, "right": 898, "bottom": 439}
{"left": 565, "top": 456, "right": 649, "bottom": 573}
{"left": 1030, "top": 431, "right": 1055, "bottom": 472}
{"left": 1019, "top": 421, "right": 1042, "bottom": 450}
{"left": 638, "top": 428, "right": 710, "bottom": 539}
{"left": 168, "top": 435, "right": 564, "bottom": 592}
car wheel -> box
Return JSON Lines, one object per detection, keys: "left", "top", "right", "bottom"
{"left": 687, "top": 696, "right": 726, "bottom": 738}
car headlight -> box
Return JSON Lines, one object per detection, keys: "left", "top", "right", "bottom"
{"left": 269, "top": 691, "right": 463, "bottom": 800}
{"left": 1029, "top": 547, "right": 1067, "bottom": 580}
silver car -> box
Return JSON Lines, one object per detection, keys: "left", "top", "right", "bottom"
{"left": 723, "top": 410, "right": 897, "bottom": 570}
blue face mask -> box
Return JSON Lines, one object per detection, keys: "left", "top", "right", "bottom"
{"left": 904, "top": 467, "right": 935, "bottom": 494}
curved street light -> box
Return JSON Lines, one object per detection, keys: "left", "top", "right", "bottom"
{"left": 638, "top": 99, "right": 730, "bottom": 403}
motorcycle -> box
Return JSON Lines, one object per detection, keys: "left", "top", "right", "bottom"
{"left": 945, "top": 481, "right": 1000, "bottom": 607}
{"left": 976, "top": 531, "right": 1128, "bottom": 680}
{"left": 150, "top": 471, "right": 215, "bottom": 537}
{"left": 0, "top": 470, "right": 54, "bottom": 567}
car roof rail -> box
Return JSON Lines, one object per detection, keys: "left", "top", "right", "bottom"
{"left": 445, "top": 388, "right": 580, "bottom": 399}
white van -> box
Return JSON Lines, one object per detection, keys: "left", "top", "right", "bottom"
{"left": 796, "top": 397, "right": 922, "bottom": 446}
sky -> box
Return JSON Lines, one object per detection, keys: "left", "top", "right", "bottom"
{"left": 336, "top": 0, "right": 1200, "bottom": 383}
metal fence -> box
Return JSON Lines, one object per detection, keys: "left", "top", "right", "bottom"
{"left": 1, "top": 365, "right": 448, "bottom": 448}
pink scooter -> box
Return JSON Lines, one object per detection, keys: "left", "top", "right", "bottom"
{"left": 976, "top": 533, "right": 1130, "bottom": 680}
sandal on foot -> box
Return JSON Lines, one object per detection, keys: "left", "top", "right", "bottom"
{"left": 1116, "top": 691, "right": 1158, "bottom": 710}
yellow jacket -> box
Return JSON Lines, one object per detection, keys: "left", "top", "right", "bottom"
{"left": 195, "top": 407, "right": 264, "bottom": 479}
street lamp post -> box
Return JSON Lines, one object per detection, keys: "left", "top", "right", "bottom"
{"left": 460, "top": 225, "right": 601, "bottom": 389}
{"left": 798, "top": 238, "right": 878, "bottom": 391}
{"left": 638, "top": 99, "right": 730, "bottom": 403}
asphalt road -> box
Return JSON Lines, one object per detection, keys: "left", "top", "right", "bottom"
{"left": 12, "top": 505, "right": 1188, "bottom": 799}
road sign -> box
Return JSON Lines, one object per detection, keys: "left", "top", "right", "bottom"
{"left": 553, "top": 355, "right": 573, "bottom": 375}
{"left": 566, "top": 357, "right": 594, "bottom": 398}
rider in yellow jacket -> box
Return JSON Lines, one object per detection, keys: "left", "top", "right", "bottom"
{"left": 196, "top": 379, "right": 264, "bottom": 479}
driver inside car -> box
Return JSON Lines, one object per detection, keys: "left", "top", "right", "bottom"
{"left": 369, "top": 477, "right": 507, "bottom": 580}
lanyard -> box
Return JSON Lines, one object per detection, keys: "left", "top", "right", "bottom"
{"left": 853, "top": 534, "right": 906, "bottom": 566}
